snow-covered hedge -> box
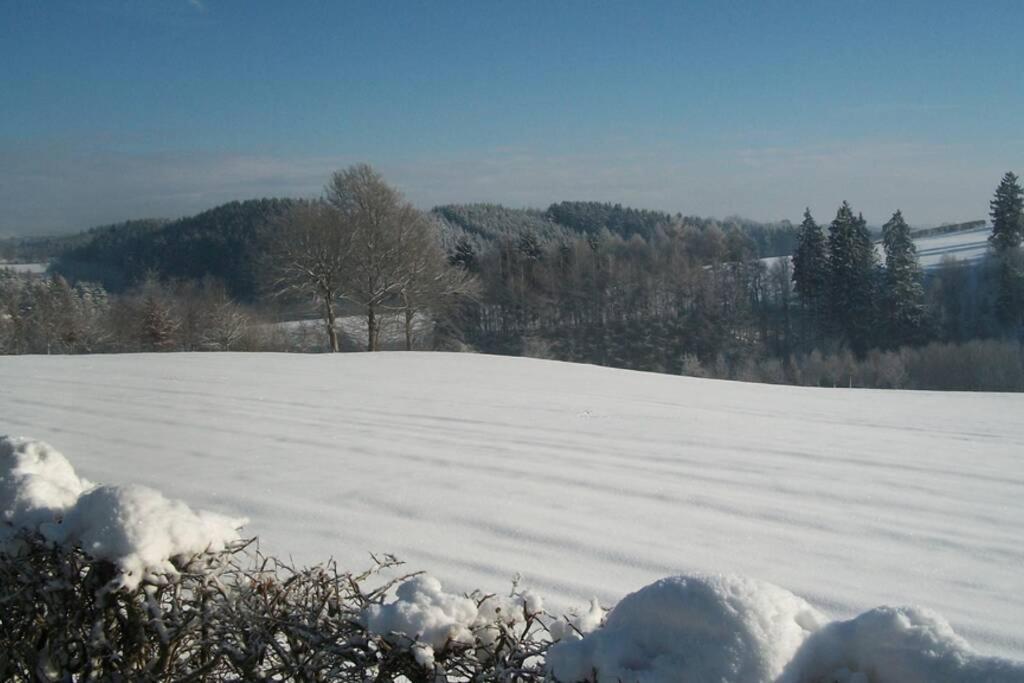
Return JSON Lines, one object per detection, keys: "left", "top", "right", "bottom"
{"left": 549, "top": 576, "right": 1023, "bottom": 683}
{"left": 2, "top": 435, "right": 1022, "bottom": 682}
{"left": 0, "top": 435, "right": 245, "bottom": 590}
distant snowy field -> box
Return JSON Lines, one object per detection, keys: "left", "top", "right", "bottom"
{"left": 1, "top": 353, "right": 1022, "bottom": 661}
{"left": 0, "top": 262, "right": 48, "bottom": 274}
{"left": 912, "top": 226, "right": 991, "bottom": 269}
{"left": 763, "top": 225, "right": 993, "bottom": 272}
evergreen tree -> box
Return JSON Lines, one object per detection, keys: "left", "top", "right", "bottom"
{"left": 988, "top": 172, "right": 1024, "bottom": 330}
{"left": 516, "top": 231, "right": 544, "bottom": 261}
{"left": 881, "top": 210, "right": 926, "bottom": 346}
{"left": 791, "top": 208, "right": 828, "bottom": 342}
{"left": 989, "top": 172, "right": 1023, "bottom": 253}
{"left": 826, "top": 202, "right": 878, "bottom": 353}
{"left": 450, "top": 237, "right": 478, "bottom": 272}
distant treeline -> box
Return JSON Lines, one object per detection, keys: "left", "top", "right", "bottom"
{"left": 0, "top": 230, "right": 104, "bottom": 263}
{"left": 35, "top": 199, "right": 796, "bottom": 303}
{"left": 6, "top": 171, "right": 1023, "bottom": 392}
{"left": 431, "top": 173, "right": 1024, "bottom": 390}
{"left": 50, "top": 201, "right": 295, "bottom": 302}
{"left": 436, "top": 179, "right": 1023, "bottom": 387}
{"left": 433, "top": 202, "right": 798, "bottom": 261}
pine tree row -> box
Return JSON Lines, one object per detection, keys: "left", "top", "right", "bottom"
{"left": 794, "top": 203, "right": 927, "bottom": 353}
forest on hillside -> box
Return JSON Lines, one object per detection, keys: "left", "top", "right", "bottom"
{"left": 3, "top": 167, "right": 1023, "bottom": 391}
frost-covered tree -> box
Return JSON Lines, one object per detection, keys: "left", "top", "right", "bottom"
{"left": 827, "top": 202, "right": 878, "bottom": 353}
{"left": 57, "top": 280, "right": 110, "bottom": 353}
{"left": 0, "top": 271, "right": 22, "bottom": 353}
{"left": 881, "top": 210, "right": 926, "bottom": 347}
{"left": 0, "top": 274, "right": 111, "bottom": 354}
{"left": 140, "top": 292, "right": 180, "bottom": 351}
{"left": 170, "top": 278, "right": 253, "bottom": 351}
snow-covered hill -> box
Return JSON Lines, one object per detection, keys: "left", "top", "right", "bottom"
{"left": 1, "top": 352, "right": 1022, "bottom": 660}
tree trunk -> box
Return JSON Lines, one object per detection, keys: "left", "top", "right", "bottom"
{"left": 367, "top": 305, "right": 377, "bottom": 351}
{"left": 405, "top": 308, "right": 414, "bottom": 350}
{"left": 324, "top": 298, "right": 339, "bottom": 352}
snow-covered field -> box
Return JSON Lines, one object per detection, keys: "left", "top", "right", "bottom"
{"left": 912, "top": 226, "right": 991, "bottom": 269}
{"left": 0, "top": 261, "right": 48, "bottom": 274}
{"left": 763, "top": 225, "right": 992, "bottom": 272}
{"left": 1, "top": 352, "right": 1022, "bottom": 663}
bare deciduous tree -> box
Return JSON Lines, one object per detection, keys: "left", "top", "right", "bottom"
{"left": 325, "top": 164, "right": 447, "bottom": 351}
{"left": 325, "top": 165, "right": 407, "bottom": 350}
{"left": 266, "top": 166, "right": 477, "bottom": 352}
{"left": 397, "top": 221, "right": 479, "bottom": 350}
{"left": 265, "top": 201, "right": 351, "bottom": 352}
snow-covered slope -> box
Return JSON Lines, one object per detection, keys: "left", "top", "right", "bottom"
{"left": 762, "top": 225, "right": 992, "bottom": 272}
{"left": 912, "top": 226, "right": 991, "bottom": 269}
{"left": 1, "top": 353, "right": 1022, "bottom": 660}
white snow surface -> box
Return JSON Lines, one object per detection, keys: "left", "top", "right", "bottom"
{"left": 0, "top": 352, "right": 1022, "bottom": 661}
{"left": 0, "top": 435, "right": 245, "bottom": 589}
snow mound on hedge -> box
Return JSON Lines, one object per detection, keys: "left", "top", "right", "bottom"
{"left": 547, "top": 574, "right": 1024, "bottom": 683}
{"left": 363, "top": 575, "right": 481, "bottom": 651}
{"left": 550, "top": 597, "right": 606, "bottom": 642}
{"left": 779, "top": 605, "right": 1024, "bottom": 683}
{"left": 0, "top": 436, "right": 245, "bottom": 589}
{"left": 362, "top": 574, "right": 545, "bottom": 658}
{"left": 0, "top": 435, "right": 91, "bottom": 530}
{"left": 546, "top": 574, "right": 827, "bottom": 683}
{"left": 49, "top": 484, "right": 246, "bottom": 589}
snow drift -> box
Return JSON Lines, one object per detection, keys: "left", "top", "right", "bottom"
{"left": 0, "top": 435, "right": 245, "bottom": 588}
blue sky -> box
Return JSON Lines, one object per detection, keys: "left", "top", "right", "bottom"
{"left": 2, "top": 0, "right": 1021, "bottom": 235}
